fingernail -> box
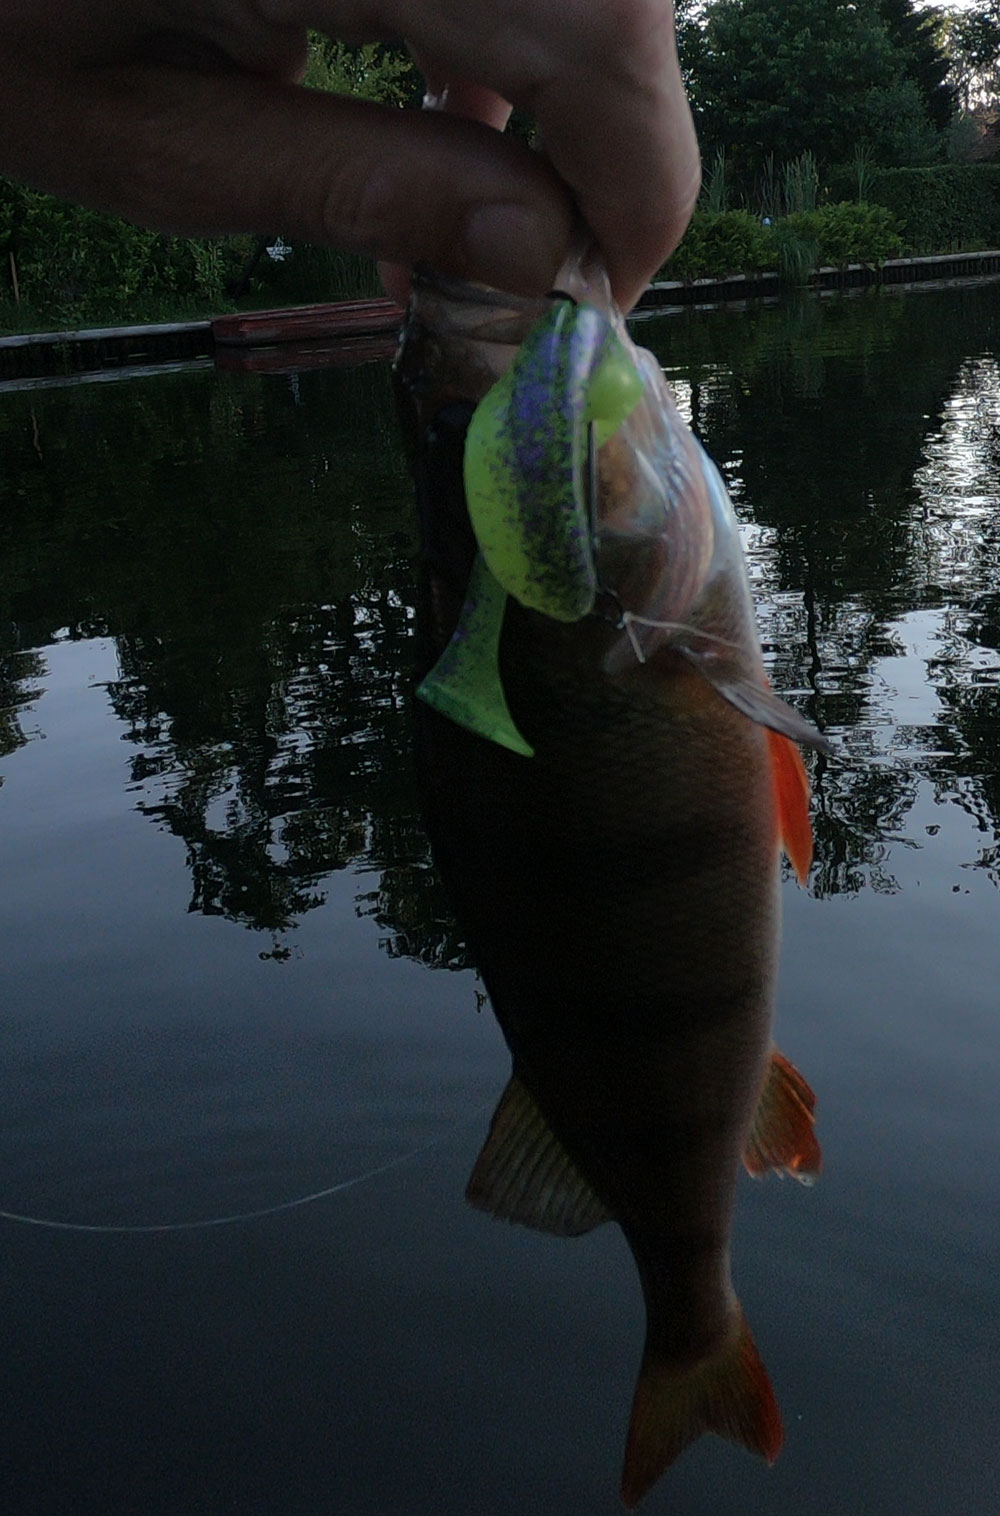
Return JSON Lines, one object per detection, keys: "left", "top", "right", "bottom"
{"left": 461, "top": 201, "right": 562, "bottom": 295}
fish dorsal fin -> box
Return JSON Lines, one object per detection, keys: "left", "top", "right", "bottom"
{"left": 744, "top": 1047, "right": 821, "bottom": 1184}
{"left": 621, "top": 1305, "right": 782, "bottom": 1508}
{"left": 767, "top": 727, "right": 814, "bottom": 884}
{"left": 465, "top": 1074, "right": 612, "bottom": 1236}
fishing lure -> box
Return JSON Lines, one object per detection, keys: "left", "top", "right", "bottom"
{"left": 417, "top": 299, "right": 643, "bottom": 754}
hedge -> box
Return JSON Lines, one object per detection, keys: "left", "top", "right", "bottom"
{"left": 824, "top": 163, "right": 1000, "bottom": 254}
{"left": 661, "top": 203, "right": 904, "bottom": 284}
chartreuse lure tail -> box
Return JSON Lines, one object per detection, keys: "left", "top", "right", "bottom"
{"left": 417, "top": 300, "right": 643, "bottom": 754}
{"left": 417, "top": 552, "right": 535, "bottom": 757}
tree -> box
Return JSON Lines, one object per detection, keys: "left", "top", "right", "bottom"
{"left": 690, "top": 0, "right": 944, "bottom": 180}
{"left": 877, "top": 0, "right": 956, "bottom": 131}
{"left": 943, "top": 1, "right": 1000, "bottom": 111}
{"left": 303, "top": 35, "right": 420, "bottom": 107}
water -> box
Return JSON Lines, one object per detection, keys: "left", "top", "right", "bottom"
{"left": 1, "top": 283, "right": 999, "bottom": 1514}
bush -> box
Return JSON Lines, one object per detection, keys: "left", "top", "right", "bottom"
{"left": 662, "top": 210, "right": 774, "bottom": 281}
{"left": 0, "top": 178, "right": 252, "bottom": 321}
{"left": 811, "top": 202, "right": 903, "bottom": 267}
{"left": 864, "top": 165, "right": 1000, "bottom": 252}
{"left": 660, "top": 202, "right": 904, "bottom": 284}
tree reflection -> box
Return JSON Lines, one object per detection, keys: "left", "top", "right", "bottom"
{"left": 0, "top": 648, "right": 45, "bottom": 768}
{"left": 646, "top": 282, "right": 1000, "bottom": 895}
{"left": 2, "top": 281, "right": 1000, "bottom": 940}
{"left": 0, "top": 361, "right": 468, "bottom": 966}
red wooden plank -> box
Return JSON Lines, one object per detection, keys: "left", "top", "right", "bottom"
{"left": 214, "top": 331, "right": 400, "bottom": 374}
{"left": 212, "top": 298, "right": 404, "bottom": 346}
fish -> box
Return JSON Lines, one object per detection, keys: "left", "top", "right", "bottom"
{"left": 394, "top": 257, "right": 826, "bottom": 1507}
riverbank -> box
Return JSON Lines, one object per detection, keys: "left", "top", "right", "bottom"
{"left": 3, "top": 248, "right": 1000, "bottom": 387}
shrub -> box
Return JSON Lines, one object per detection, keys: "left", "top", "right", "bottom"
{"left": 812, "top": 202, "right": 903, "bottom": 266}
{"left": 771, "top": 215, "right": 821, "bottom": 284}
{"left": 865, "top": 165, "right": 1000, "bottom": 252}
{"left": 660, "top": 202, "right": 904, "bottom": 284}
{"left": 662, "top": 210, "right": 774, "bottom": 281}
{"left": 0, "top": 178, "right": 252, "bottom": 320}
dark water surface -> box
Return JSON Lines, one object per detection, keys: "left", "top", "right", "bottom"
{"left": 2, "top": 283, "right": 999, "bottom": 1514}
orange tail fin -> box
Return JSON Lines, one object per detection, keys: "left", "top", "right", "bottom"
{"left": 767, "top": 727, "right": 813, "bottom": 883}
{"left": 621, "top": 1307, "right": 783, "bottom": 1508}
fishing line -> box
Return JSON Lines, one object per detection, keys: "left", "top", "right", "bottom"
{"left": 0, "top": 1105, "right": 487, "bottom": 1236}
{"left": 617, "top": 613, "right": 740, "bottom": 667}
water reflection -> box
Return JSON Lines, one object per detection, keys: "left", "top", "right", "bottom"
{"left": 641, "top": 284, "right": 1000, "bottom": 901}
{"left": 3, "top": 284, "right": 1000, "bottom": 935}
{"left": 0, "top": 364, "right": 469, "bottom": 966}
{"left": 2, "top": 281, "right": 1000, "bottom": 1515}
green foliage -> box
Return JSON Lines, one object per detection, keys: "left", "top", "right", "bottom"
{"left": 810, "top": 202, "right": 903, "bottom": 266}
{"left": 0, "top": 179, "right": 253, "bottom": 325}
{"left": 303, "top": 35, "right": 419, "bottom": 106}
{"left": 702, "top": 147, "right": 730, "bottom": 213}
{"left": 662, "top": 210, "right": 774, "bottom": 281}
{"left": 858, "top": 163, "right": 1000, "bottom": 251}
{"left": 945, "top": 1, "right": 1000, "bottom": 110}
{"left": 758, "top": 155, "right": 781, "bottom": 220}
{"left": 784, "top": 152, "right": 820, "bottom": 214}
{"left": 876, "top": 0, "right": 956, "bottom": 131}
{"left": 692, "top": 0, "right": 945, "bottom": 179}
{"left": 944, "top": 111, "right": 984, "bottom": 165}
{"left": 661, "top": 203, "right": 903, "bottom": 283}
{"left": 853, "top": 144, "right": 878, "bottom": 202}
{"left": 770, "top": 217, "right": 821, "bottom": 285}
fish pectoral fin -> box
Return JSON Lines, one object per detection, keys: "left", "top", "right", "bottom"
{"left": 465, "top": 1074, "right": 612, "bottom": 1236}
{"left": 744, "top": 1047, "right": 822, "bottom": 1184}
{"left": 767, "top": 726, "right": 814, "bottom": 883}
{"left": 621, "top": 1306, "right": 783, "bottom": 1508}
{"left": 678, "top": 646, "right": 831, "bottom": 753}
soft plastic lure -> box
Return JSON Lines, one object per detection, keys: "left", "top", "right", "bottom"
{"left": 417, "top": 299, "right": 643, "bottom": 754}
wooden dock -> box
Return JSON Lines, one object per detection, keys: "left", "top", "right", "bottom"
{"left": 2, "top": 253, "right": 1000, "bottom": 383}
{"left": 0, "top": 297, "right": 404, "bottom": 383}
{"left": 212, "top": 298, "right": 403, "bottom": 374}
{"left": 641, "top": 248, "right": 1000, "bottom": 309}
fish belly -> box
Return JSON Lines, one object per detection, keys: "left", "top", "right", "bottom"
{"left": 417, "top": 603, "right": 781, "bottom": 1301}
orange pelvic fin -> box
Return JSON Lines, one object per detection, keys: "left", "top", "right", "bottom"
{"left": 465, "top": 1073, "right": 612, "bottom": 1236}
{"left": 744, "top": 1046, "right": 822, "bottom": 1183}
{"left": 767, "top": 726, "right": 813, "bottom": 883}
{"left": 621, "top": 1307, "right": 783, "bottom": 1508}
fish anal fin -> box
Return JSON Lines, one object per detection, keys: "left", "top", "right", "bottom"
{"left": 621, "top": 1307, "right": 783, "bottom": 1508}
{"left": 767, "top": 727, "right": 814, "bottom": 883}
{"left": 465, "top": 1074, "right": 612, "bottom": 1237}
{"left": 744, "top": 1047, "right": 822, "bottom": 1184}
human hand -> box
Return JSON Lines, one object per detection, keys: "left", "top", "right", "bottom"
{"left": 0, "top": 2, "right": 699, "bottom": 310}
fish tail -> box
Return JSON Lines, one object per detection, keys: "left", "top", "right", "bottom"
{"left": 620, "top": 1307, "right": 783, "bottom": 1508}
